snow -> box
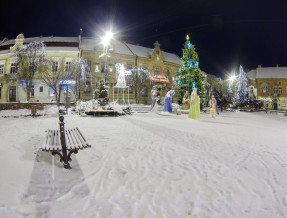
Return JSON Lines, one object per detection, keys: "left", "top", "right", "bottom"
{"left": 247, "top": 67, "right": 287, "bottom": 79}
{"left": 0, "top": 107, "right": 287, "bottom": 217}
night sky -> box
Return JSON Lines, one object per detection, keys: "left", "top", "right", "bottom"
{"left": 1, "top": 0, "right": 287, "bottom": 77}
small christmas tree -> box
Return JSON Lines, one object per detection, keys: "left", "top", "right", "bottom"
{"left": 175, "top": 35, "right": 205, "bottom": 107}
{"left": 94, "top": 79, "right": 109, "bottom": 106}
{"left": 236, "top": 65, "right": 248, "bottom": 107}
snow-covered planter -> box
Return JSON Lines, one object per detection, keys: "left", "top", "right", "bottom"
{"left": 72, "top": 100, "right": 131, "bottom": 116}
{"left": 72, "top": 100, "right": 96, "bottom": 115}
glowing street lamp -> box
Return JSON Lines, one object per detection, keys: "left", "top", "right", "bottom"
{"left": 101, "top": 30, "right": 114, "bottom": 84}
{"left": 229, "top": 74, "right": 236, "bottom": 83}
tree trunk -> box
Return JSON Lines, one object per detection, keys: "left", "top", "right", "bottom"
{"left": 26, "top": 88, "right": 30, "bottom": 102}
{"left": 57, "top": 85, "right": 62, "bottom": 107}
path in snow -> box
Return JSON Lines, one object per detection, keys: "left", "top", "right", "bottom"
{"left": 0, "top": 110, "right": 286, "bottom": 217}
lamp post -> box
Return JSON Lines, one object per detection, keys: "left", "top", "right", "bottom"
{"left": 101, "top": 31, "right": 113, "bottom": 84}
{"left": 228, "top": 74, "right": 237, "bottom": 106}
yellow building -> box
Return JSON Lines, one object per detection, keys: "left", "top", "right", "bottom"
{"left": 247, "top": 65, "right": 287, "bottom": 110}
{"left": 0, "top": 34, "right": 80, "bottom": 103}
{"left": 0, "top": 34, "right": 181, "bottom": 104}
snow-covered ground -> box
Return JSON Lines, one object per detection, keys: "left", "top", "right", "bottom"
{"left": 0, "top": 107, "right": 287, "bottom": 218}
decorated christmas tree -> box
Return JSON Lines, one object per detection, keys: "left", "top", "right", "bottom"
{"left": 235, "top": 65, "right": 249, "bottom": 107}
{"left": 94, "top": 79, "right": 109, "bottom": 106}
{"left": 175, "top": 35, "right": 205, "bottom": 107}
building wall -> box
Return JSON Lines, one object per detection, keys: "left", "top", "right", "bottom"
{"left": 0, "top": 34, "right": 181, "bottom": 104}
{"left": 0, "top": 39, "right": 80, "bottom": 103}
{"left": 248, "top": 77, "right": 287, "bottom": 110}
{"left": 81, "top": 44, "right": 180, "bottom": 104}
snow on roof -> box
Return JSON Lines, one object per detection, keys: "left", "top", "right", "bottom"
{"left": 81, "top": 38, "right": 134, "bottom": 56}
{"left": 81, "top": 39, "right": 181, "bottom": 65}
{"left": 247, "top": 69, "right": 257, "bottom": 80}
{"left": 248, "top": 67, "right": 287, "bottom": 79}
{"left": 162, "top": 51, "right": 181, "bottom": 65}
{"left": 0, "top": 36, "right": 79, "bottom": 46}
{"left": 0, "top": 36, "right": 181, "bottom": 65}
{"left": 124, "top": 43, "right": 181, "bottom": 65}
{"left": 124, "top": 43, "right": 153, "bottom": 58}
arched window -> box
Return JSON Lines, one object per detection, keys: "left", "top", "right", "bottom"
{"left": 261, "top": 83, "right": 268, "bottom": 94}
{"left": 164, "top": 69, "right": 170, "bottom": 79}
{"left": 154, "top": 67, "right": 160, "bottom": 76}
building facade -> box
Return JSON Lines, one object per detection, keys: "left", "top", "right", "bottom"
{"left": 0, "top": 34, "right": 181, "bottom": 104}
{"left": 247, "top": 66, "right": 287, "bottom": 110}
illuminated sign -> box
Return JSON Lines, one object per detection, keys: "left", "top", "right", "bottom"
{"left": 60, "top": 80, "right": 76, "bottom": 85}
{"left": 151, "top": 75, "right": 170, "bottom": 83}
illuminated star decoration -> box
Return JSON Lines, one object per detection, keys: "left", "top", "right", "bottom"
{"left": 187, "top": 42, "right": 192, "bottom": 48}
{"left": 195, "top": 61, "right": 199, "bottom": 67}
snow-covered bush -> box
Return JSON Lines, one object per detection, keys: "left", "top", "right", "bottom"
{"left": 73, "top": 99, "right": 96, "bottom": 115}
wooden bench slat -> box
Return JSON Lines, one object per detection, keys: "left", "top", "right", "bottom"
{"left": 42, "top": 127, "right": 91, "bottom": 152}
{"left": 76, "top": 128, "right": 89, "bottom": 146}
{"left": 70, "top": 128, "right": 81, "bottom": 147}
{"left": 73, "top": 128, "right": 84, "bottom": 147}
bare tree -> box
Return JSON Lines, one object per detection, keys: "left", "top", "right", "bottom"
{"left": 126, "top": 66, "right": 151, "bottom": 104}
{"left": 14, "top": 41, "right": 47, "bottom": 101}
{"left": 70, "top": 58, "right": 91, "bottom": 101}
{"left": 38, "top": 57, "right": 74, "bottom": 106}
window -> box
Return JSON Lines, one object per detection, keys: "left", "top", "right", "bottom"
{"left": 164, "top": 69, "right": 170, "bottom": 79}
{"left": 52, "top": 61, "right": 58, "bottom": 72}
{"left": 278, "top": 87, "right": 282, "bottom": 94}
{"left": 108, "top": 64, "right": 113, "bottom": 72}
{"left": 48, "top": 86, "right": 55, "bottom": 96}
{"left": 39, "top": 86, "right": 43, "bottom": 92}
{"left": 87, "top": 60, "right": 91, "bottom": 73}
{"left": 127, "top": 64, "right": 132, "bottom": 70}
{"left": 65, "top": 61, "right": 72, "bottom": 72}
{"left": 10, "top": 63, "right": 18, "bottom": 74}
{"left": 30, "top": 86, "right": 34, "bottom": 97}
{"left": 63, "top": 84, "right": 71, "bottom": 95}
{"left": 101, "top": 62, "right": 105, "bottom": 73}
{"left": 84, "top": 82, "right": 91, "bottom": 93}
{"left": 0, "top": 65, "right": 4, "bottom": 75}
{"left": 262, "top": 84, "right": 268, "bottom": 93}
{"left": 94, "top": 64, "right": 99, "bottom": 72}
{"left": 154, "top": 67, "right": 160, "bottom": 76}
{"left": 142, "top": 85, "right": 147, "bottom": 97}
{"left": 274, "top": 87, "right": 277, "bottom": 94}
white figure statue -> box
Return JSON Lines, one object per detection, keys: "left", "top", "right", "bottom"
{"left": 115, "top": 63, "right": 132, "bottom": 88}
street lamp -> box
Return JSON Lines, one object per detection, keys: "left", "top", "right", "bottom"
{"left": 101, "top": 30, "right": 114, "bottom": 84}
{"left": 228, "top": 74, "right": 236, "bottom": 83}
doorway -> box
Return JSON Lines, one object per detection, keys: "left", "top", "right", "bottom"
{"left": 9, "top": 86, "right": 16, "bottom": 102}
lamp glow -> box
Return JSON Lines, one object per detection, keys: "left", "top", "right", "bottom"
{"left": 101, "top": 30, "right": 114, "bottom": 46}
{"left": 229, "top": 75, "right": 236, "bottom": 83}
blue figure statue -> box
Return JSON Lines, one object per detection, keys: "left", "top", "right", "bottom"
{"left": 163, "top": 90, "right": 175, "bottom": 113}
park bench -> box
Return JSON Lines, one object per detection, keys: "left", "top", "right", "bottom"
{"left": 42, "top": 116, "right": 91, "bottom": 169}
{"left": 268, "top": 110, "right": 278, "bottom": 115}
